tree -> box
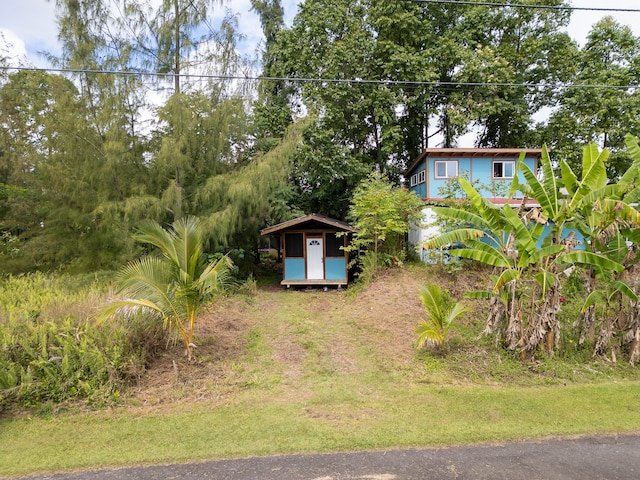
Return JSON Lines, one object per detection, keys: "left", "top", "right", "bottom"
{"left": 122, "top": 0, "right": 231, "bottom": 94}
{"left": 347, "top": 171, "right": 423, "bottom": 270}
{"left": 250, "top": 0, "right": 293, "bottom": 154}
{"left": 100, "top": 216, "right": 232, "bottom": 361}
{"left": 195, "top": 119, "right": 307, "bottom": 256}
{"left": 455, "top": 0, "right": 575, "bottom": 147}
{"left": 274, "top": 0, "right": 575, "bottom": 183}
{"left": 0, "top": 70, "right": 146, "bottom": 271}
{"left": 544, "top": 18, "right": 640, "bottom": 178}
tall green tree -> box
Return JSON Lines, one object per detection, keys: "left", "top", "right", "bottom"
{"left": 544, "top": 18, "right": 640, "bottom": 178}
{"left": 274, "top": 0, "right": 575, "bottom": 183}
{"left": 455, "top": 0, "right": 575, "bottom": 147}
{"left": 147, "top": 90, "right": 249, "bottom": 223}
{"left": 250, "top": 0, "right": 293, "bottom": 153}
{"left": 122, "top": 0, "right": 231, "bottom": 94}
{"left": 0, "top": 70, "right": 144, "bottom": 271}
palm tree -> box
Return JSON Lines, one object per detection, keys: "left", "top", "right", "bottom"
{"left": 100, "top": 216, "right": 232, "bottom": 360}
{"left": 415, "top": 282, "right": 468, "bottom": 350}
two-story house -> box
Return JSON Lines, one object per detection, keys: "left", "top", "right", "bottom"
{"left": 406, "top": 148, "right": 544, "bottom": 259}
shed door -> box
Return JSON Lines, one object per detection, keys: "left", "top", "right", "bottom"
{"left": 306, "top": 237, "right": 324, "bottom": 280}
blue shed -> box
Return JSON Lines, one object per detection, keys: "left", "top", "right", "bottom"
{"left": 261, "top": 213, "right": 358, "bottom": 289}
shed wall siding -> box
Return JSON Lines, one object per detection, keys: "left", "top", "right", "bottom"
{"left": 284, "top": 258, "right": 306, "bottom": 280}
{"left": 325, "top": 258, "right": 347, "bottom": 281}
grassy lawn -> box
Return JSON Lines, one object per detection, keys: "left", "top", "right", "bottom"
{"left": 2, "top": 265, "right": 640, "bottom": 477}
{"left": 3, "top": 382, "right": 640, "bottom": 476}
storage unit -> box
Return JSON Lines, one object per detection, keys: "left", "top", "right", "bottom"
{"left": 261, "top": 213, "right": 358, "bottom": 288}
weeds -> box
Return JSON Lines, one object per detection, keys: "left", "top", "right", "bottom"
{"left": 0, "top": 272, "right": 164, "bottom": 412}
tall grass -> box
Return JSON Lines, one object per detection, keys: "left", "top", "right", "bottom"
{"left": 0, "top": 272, "right": 164, "bottom": 412}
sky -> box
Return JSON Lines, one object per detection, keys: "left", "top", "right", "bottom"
{"left": 2, "top": 1, "right": 640, "bottom": 70}
{"left": 0, "top": 0, "right": 301, "bottom": 67}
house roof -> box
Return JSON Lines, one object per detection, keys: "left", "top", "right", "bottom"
{"left": 407, "top": 147, "right": 543, "bottom": 173}
{"left": 261, "top": 213, "right": 359, "bottom": 235}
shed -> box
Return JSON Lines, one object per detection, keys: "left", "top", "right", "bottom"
{"left": 261, "top": 213, "right": 358, "bottom": 289}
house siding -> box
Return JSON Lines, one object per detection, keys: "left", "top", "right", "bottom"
{"left": 407, "top": 149, "right": 540, "bottom": 203}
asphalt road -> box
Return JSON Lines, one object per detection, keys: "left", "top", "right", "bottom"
{"left": 15, "top": 434, "right": 640, "bottom": 480}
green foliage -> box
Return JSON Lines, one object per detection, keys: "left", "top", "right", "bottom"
{"left": 346, "top": 171, "right": 424, "bottom": 271}
{"left": 544, "top": 18, "right": 640, "bottom": 178}
{"left": 415, "top": 283, "right": 468, "bottom": 350}
{"left": 0, "top": 272, "right": 162, "bottom": 411}
{"left": 425, "top": 141, "right": 640, "bottom": 360}
{"left": 100, "top": 216, "right": 232, "bottom": 360}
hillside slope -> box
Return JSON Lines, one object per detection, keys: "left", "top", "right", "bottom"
{"left": 126, "top": 264, "right": 639, "bottom": 411}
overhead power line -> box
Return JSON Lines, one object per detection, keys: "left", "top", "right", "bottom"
{"left": 407, "top": 0, "right": 640, "bottom": 13}
{"left": 1, "top": 65, "right": 638, "bottom": 92}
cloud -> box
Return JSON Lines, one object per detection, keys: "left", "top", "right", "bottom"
{"left": 0, "top": 28, "right": 27, "bottom": 65}
{"left": 0, "top": 0, "right": 58, "bottom": 62}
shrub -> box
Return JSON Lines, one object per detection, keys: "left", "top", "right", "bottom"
{"left": 415, "top": 282, "right": 468, "bottom": 351}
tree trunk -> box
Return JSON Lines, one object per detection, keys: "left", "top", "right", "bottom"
{"left": 575, "top": 269, "right": 596, "bottom": 344}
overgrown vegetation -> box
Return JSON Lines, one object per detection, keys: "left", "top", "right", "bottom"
{"left": 100, "top": 216, "right": 232, "bottom": 361}
{"left": 3, "top": 265, "right": 640, "bottom": 476}
{"left": 424, "top": 138, "right": 640, "bottom": 362}
{"left": 0, "top": 272, "right": 165, "bottom": 412}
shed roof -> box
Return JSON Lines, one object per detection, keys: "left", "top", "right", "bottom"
{"left": 261, "top": 213, "right": 358, "bottom": 235}
{"left": 407, "top": 147, "right": 543, "bottom": 173}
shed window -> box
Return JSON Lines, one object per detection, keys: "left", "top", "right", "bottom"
{"left": 285, "top": 233, "right": 304, "bottom": 257}
{"left": 435, "top": 160, "right": 458, "bottom": 179}
{"left": 493, "top": 160, "right": 515, "bottom": 179}
{"left": 326, "top": 232, "right": 345, "bottom": 257}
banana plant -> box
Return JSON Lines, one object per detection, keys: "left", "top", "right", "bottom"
{"left": 424, "top": 175, "right": 563, "bottom": 353}
{"left": 424, "top": 144, "right": 629, "bottom": 359}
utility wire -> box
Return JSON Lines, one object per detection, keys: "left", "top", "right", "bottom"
{"left": 406, "top": 0, "right": 640, "bottom": 13}
{"left": 1, "top": 65, "right": 638, "bottom": 91}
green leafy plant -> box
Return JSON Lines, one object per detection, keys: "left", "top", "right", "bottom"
{"left": 0, "top": 272, "right": 158, "bottom": 411}
{"left": 346, "top": 171, "right": 423, "bottom": 272}
{"left": 100, "top": 216, "right": 232, "bottom": 361}
{"left": 415, "top": 282, "right": 468, "bottom": 350}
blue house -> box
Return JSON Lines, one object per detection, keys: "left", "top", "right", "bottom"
{"left": 406, "top": 147, "right": 542, "bottom": 205}
{"left": 261, "top": 213, "right": 358, "bottom": 289}
{"left": 406, "top": 148, "right": 547, "bottom": 258}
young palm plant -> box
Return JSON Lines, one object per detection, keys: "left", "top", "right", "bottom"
{"left": 415, "top": 282, "right": 468, "bottom": 351}
{"left": 100, "top": 216, "right": 232, "bottom": 360}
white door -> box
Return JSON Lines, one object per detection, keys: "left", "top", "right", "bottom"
{"left": 306, "top": 237, "right": 324, "bottom": 280}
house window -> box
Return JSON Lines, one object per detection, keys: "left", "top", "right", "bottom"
{"left": 410, "top": 171, "right": 425, "bottom": 186}
{"left": 493, "top": 160, "right": 515, "bottom": 179}
{"left": 326, "top": 232, "right": 344, "bottom": 257}
{"left": 434, "top": 161, "right": 458, "bottom": 179}
{"left": 285, "top": 233, "right": 304, "bottom": 257}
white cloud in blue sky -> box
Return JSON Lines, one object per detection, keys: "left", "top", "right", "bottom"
{"left": 0, "top": 0, "right": 302, "bottom": 67}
